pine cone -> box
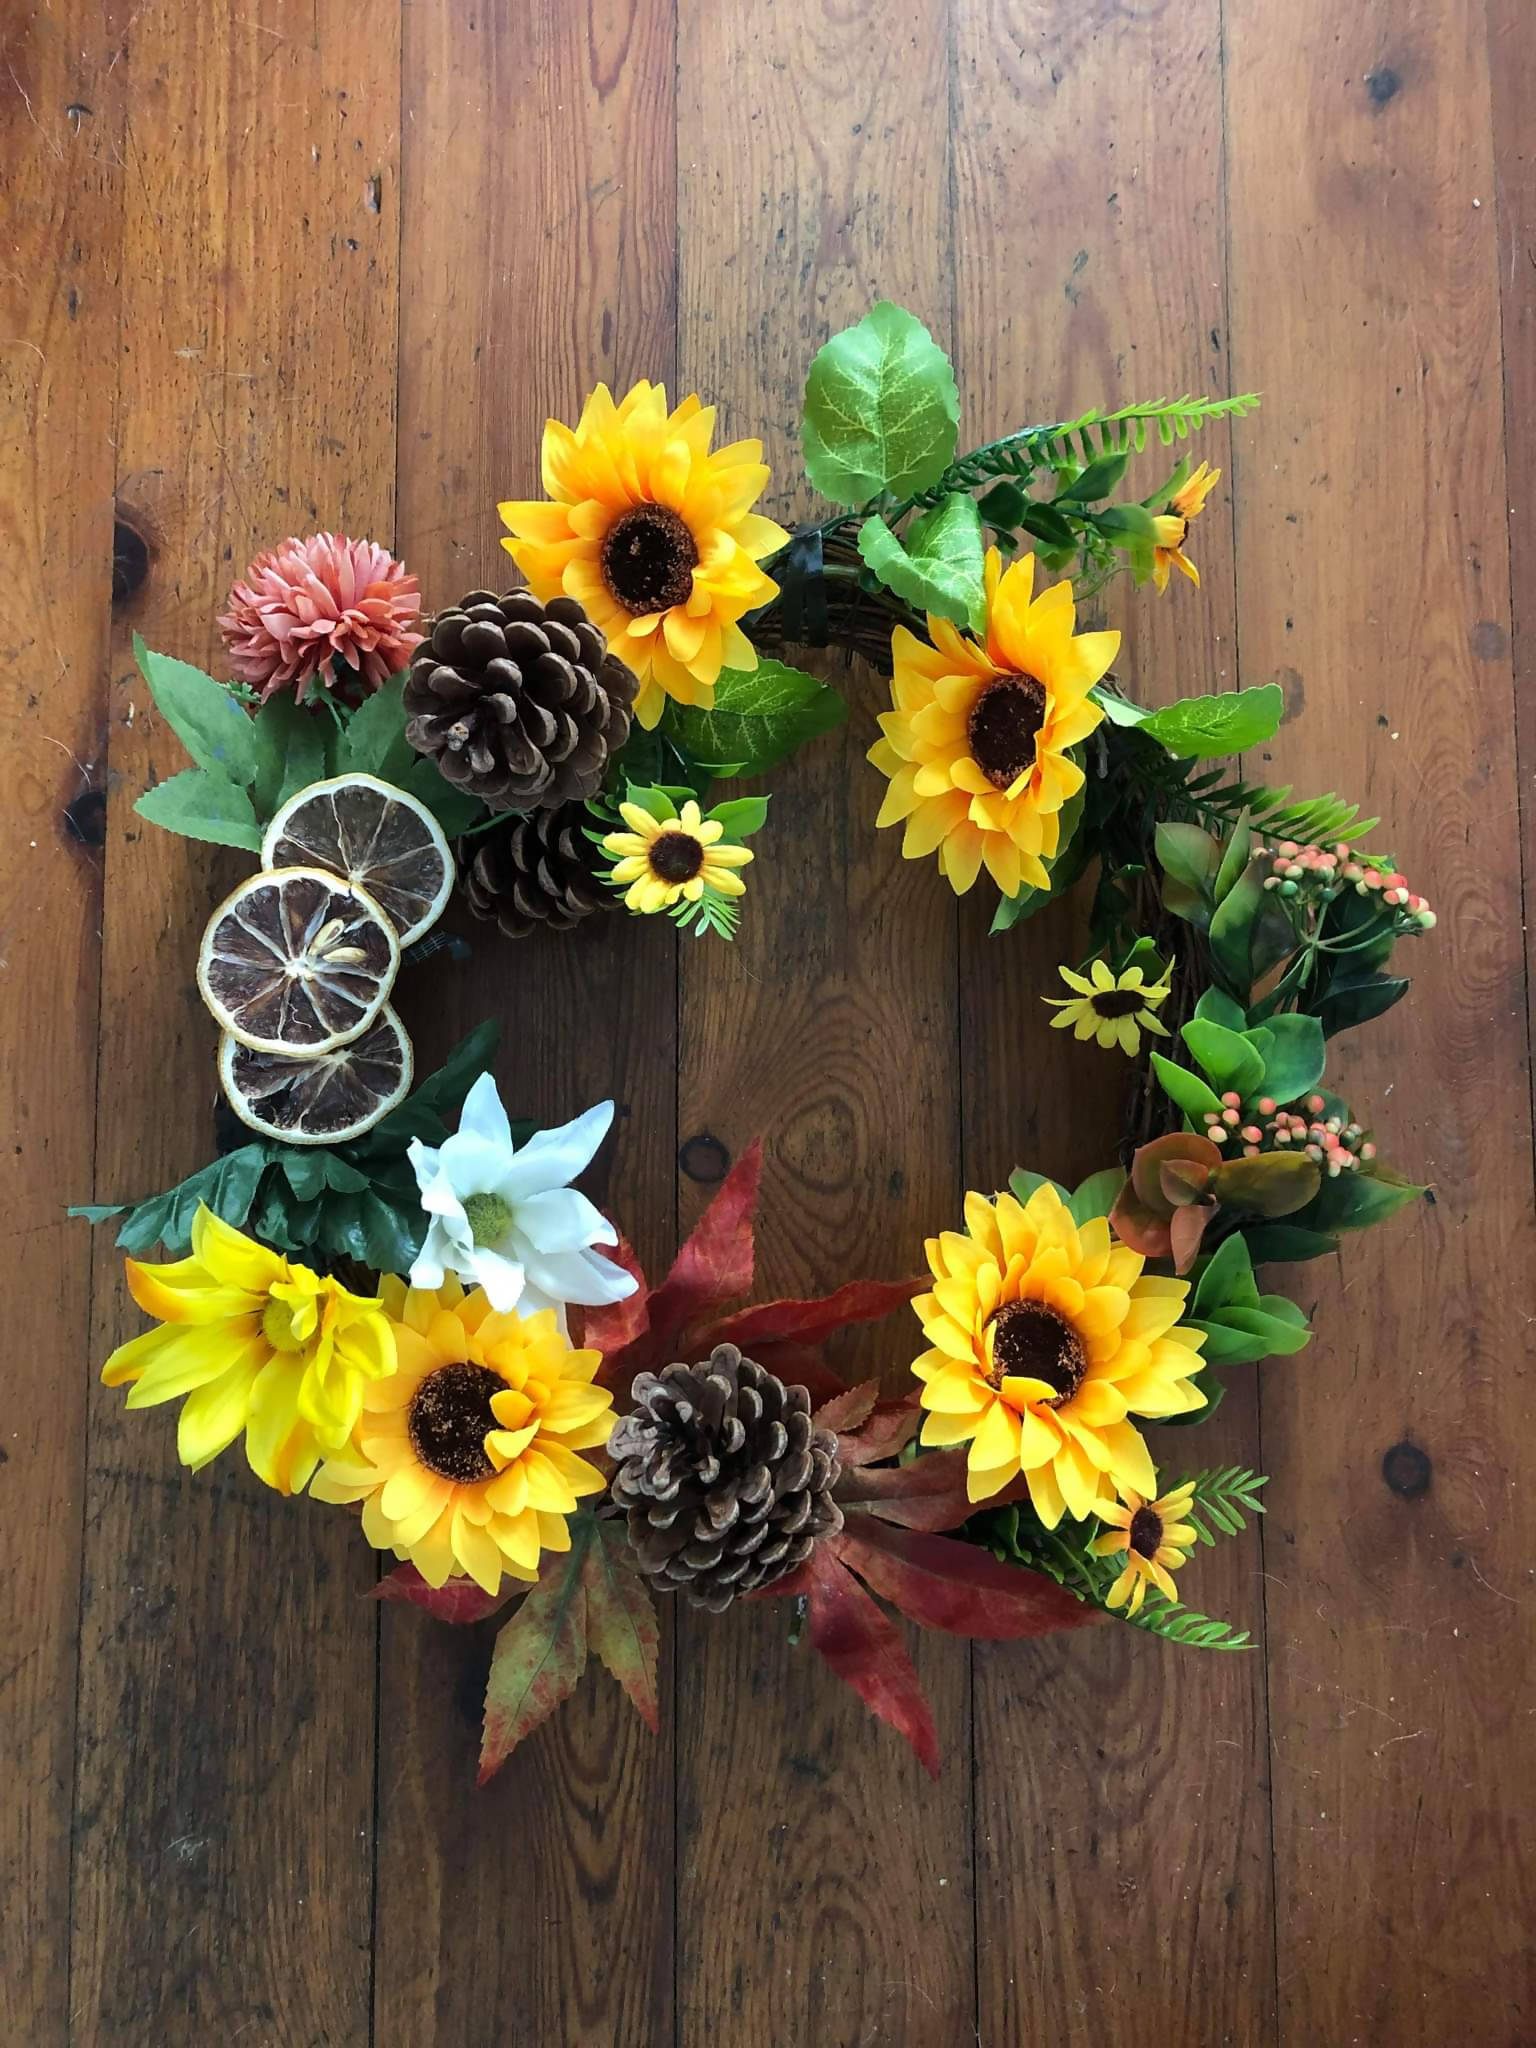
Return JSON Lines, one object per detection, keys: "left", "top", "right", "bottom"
{"left": 404, "top": 588, "right": 636, "bottom": 812}
{"left": 461, "top": 803, "right": 613, "bottom": 941}
{"left": 608, "top": 1345, "right": 843, "bottom": 1612}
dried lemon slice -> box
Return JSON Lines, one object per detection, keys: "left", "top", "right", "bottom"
{"left": 197, "top": 866, "right": 400, "bottom": 1055}
{"left": 261, "top": 772, "right": 454, "bottom": 946}
{"left": 218, "top": 1006, "right": 413, "bottom": 1145}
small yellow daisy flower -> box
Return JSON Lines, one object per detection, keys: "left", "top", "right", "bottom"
{"left": 1044, "top": 958, "right": 1173, "bottom": 1055}
{"left": 1090, "top": 1480, "right": 1199, "bottom": 1614}
{"left": 602, "top": 798, "right": 754, "bottom": 915}
{"left": 1151, "top": 461, "right": 1220, "bottom": 592}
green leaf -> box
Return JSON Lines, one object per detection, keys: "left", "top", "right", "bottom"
{"left": 706, "top": 796, "right": 769, "bottom": 839}
{"left": 669, "top": 659, "right": 847, "bottom": 779}
{"left": 134, "top": 769, "right": 264, "bottom": 851}
{"left": 1019, "top": 501, "right": 1080, "bottom": 549}
{"left": 397, "top": 755, "right": 487, "bottom": 837}
{"left": 1155, "top": 819, "right": 1222, "bottom": 892}
{"left": 134, "top": 636, "right": 259, "bottom": 782}
{"left": 1298, "top": 1168, "right": 1427, "bottom": 1235}
{"left": 1241, "top": 1222, "right": 1340, "bottom": 1263}
{"left": 383, "top": 1020, "right": 500, "bottom": 1126}
{"left": 1150, "top": 1051, "right": 1224, "bottom": 1122}
{"left": 977, "top": 479, "right": 1028, "bottom": 529}
{"left": 1253, "top": 1012, "right": 1325, "bottom": 1103}
{"left": 1193, "top": 988, "right": 1247, "bottom": 1033}
{"left": 1214, "top": 815, "right": 1252, "bottom": 905}
{"left": 71, "top": 1145, "right": 274, "bottom": 1256}
{"left": 857, "top": 492, "right": 985, "bottom": 630}
{"left": 1008, "top": 1168, "right": 1071, "bottom": 1206}
{"left": 1068, "top": 1169, "right": 1126, "bottom": 1226}
{"left": 1094, "top": 688, "right": 1150, "bottom": 730}
{"left": 1092, "top": 501, "right": 1159, "bottom": 543}
{"left": 1193, "top": 1234, "right": 1261, "bottom": 1317}
{"left": 1208, "top": 859, "right": 1266, "bottom": 994}
{"left": 1181, "top": 1018, "right": 1266, "bottom": 1097}
{"left": 801, "top": 301, "right": 960, "bottom": 505}
{"left": 340, "top": 673, "right": 416, "bottom": 783}
{"left": 1318, "top": 971, "right": 1410, "bottom": 1039}
{"left": 250, "top": 695, "right": 328, "bottom": 821}
{"left": 1137, "top": 684, "right": 1285, "bottom": 761}
{"left": 1054, "top": 448, "right": 1131, "bottom": 504}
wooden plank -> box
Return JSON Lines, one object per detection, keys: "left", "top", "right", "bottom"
{"left": 672, "top": 5, "right": 975, "bottom": 2042}
{"left": 950, "top": 5, "right": 1276, "bottom": 2040}
{"left": 373, "top": 4, "right": 679, "bottom": 2043}
{"left": 69, "top": 3, "right": 401, "bottom": 2036}
{"left": 0, "top": 8, "right": 122, "bottom": 2038}
{"left": 1225, "top": 4, "right": 1536, "bottom": 2038}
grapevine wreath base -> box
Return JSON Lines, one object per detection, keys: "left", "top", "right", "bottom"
{"left": 77, "top": 305, "right": 1432, "bottom": 1777}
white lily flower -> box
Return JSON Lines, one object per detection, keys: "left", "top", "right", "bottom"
{"left": 407, "top": 1074, "right": 637, "bottom": 1317}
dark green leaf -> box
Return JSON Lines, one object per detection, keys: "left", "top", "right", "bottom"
{"left": 1019, "top": 502, "right": 1080, "bottom": 549}
{"left": 1068, "top": 1169, "right": 1126, "bottom": 1225}
{"left": 1054, "top": 448, "right": 1131, "bottom": 504}
{"left": 1208, "top": 860, "right": 1266, "bottom": 994}
{"left": 134, "top": 769, "right": 264, "bottom": 851}
{"left": 1193, "top": 987, "right": 1247, "bottom": 1033}
{"left": 1155, "top": 819, "right": 1222, "bottom": 891}
{"left": 706, "top": 796, "right": 769, "bottom": 839}
{"left": 1318, "top": 972, "right": 1410, "bottom": 1039}
{"left": 1241, "top": 1222, "right": 1340, "bottom": 1264}
{"left": 339, "top": 673, "right": 417, "bottom": 784}
{"left": 801, "top": 301, "right": 960, "bottom": 504}
{"left": 1193, "top": 1234, "right": 1261, "bottom": 1317}
{"left": 977, "top": 479, "right": 1028, "bottom": 529}
{"left": 1296, "top": 1168, "right": 1427, "bottom": 1235}
{"left": 1253, "top": 1012, "right": 1325, "bottom": 1103}
{"left": 380, "top": 1020, "right": 500, "bottom": 1127}
{"left": 398, "top": 755, "right": 488, "bottom": 837}
{"left": 134, "top": 635, "right": 258, "bottom": 782}
{"left": 669, "top": 659, "right": 847, "bottom": 779}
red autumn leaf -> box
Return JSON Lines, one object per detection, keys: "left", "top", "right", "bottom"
{"left": 582, "top": 1237, "right": 650, "bottom": 1366}
{"left": 836, "top": 1446, "right": 976, "bottom": 1528}
{"left": 837, "top": 1520, "right": 1102, "bottom": 1641}
{"left": 370, "top": 1562, "right": 514, "bottom": 1625}
{"left": 812, "top": 1377, "right": 880, "bottom": 1434}
{"left": 583, "top": 1518, "right": 661, "bottom": 1733}
{"left": 707, "top": 1275, "right": 925, "bottom": 1352}
{"left": 479, "top": 1544, "right": 589, "bottom": 1785}
{"left": 834, "top": 1394, "right": 922, "bottom": 1469}
{"left": 795, "top": 1540, "right": 940, "bottom": 1779}
{"left": 745, "top": 1339, "right": 851, "bottom": 1407}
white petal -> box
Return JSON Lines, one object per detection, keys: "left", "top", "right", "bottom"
{"left": 408, "top": 1218, "right": 454, "bottom": 1293}
{"left": 511, "top": 1186, "right": 616, "bottom": 1254}
{"left": 438, "top": 1129, "right": 517, "bottom": 1193}
{"left": 407, "top": 1137, "right": 442, "bottom": 1198}
{"left": 417, "top": 1162, "right": 471, "bottom": 1223}
{"left": 521, "top": 1242, "right": 638, "bottom": 1309}
{"left": 458, "top": 1070, "right": 513, "bottom": 1152}
{"left": 515, "top": 1280, "right": 572, "bottom": 1337}
{"left": 499, "top": 1100, "right": 615, "bottom": 1201}
{"left": 469, "top": 1247, "right": 526, "bottom": 1313}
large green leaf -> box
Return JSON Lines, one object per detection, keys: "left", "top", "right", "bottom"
{"left": 1252, "top": 1012, "right": 1325, "bottom": 1103}
{"left": 133, "top": 769, "right": 264, "bottom": 851}
{"left": 668, "top": 659, "right": 847, "bottom": 778}
{"left": 1137, "top": 683, "right": 1285, "bottom": 760}
{"left": 801, "top": 301, "right": 960, "bottom": 505}
{"left": 857, "top": 492, "right": 985, "bottom": 630}
{"left": 134, "top": 635, "right": 258, "bottom": 782}
{"left": 1150, "top": 1051, "right": 1224, "bottom": 1122}
{"left": 250, "top": 694, "right": 328, "bottom": 821}
{"left": 340, "top": 672, "right": 416, "bottom": 783}
{"left": 1182, "top": 1017, "right": 1266, "bottom": 1097}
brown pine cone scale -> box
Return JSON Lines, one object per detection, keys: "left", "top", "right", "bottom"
{"left": 404, "top": 588, "right": 636, "bottom": 812}
{"left": 608, "top": 1345, "right": 843, "bottom": 1612}
{"left": 461, "top": 803, "right": 613, "bottom": 941}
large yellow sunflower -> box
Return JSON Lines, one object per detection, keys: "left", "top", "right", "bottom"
{"left": 101, "top": 1206, "right": 396, "bottom": 1494}
{"left": 310, "top": 1275, "right": 613, "bottom": 1595}
{"left": 910, "top": 1183, "right": 1207, "bottom": 1519}
{"left": 868, "top": 549, "right": 1117, "bottom": 897}
{"left": 499, "top": 380, "right": 789, "bottom": 729}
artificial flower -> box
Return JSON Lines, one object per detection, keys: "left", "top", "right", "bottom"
{"left": 311, "top": 1277, "right": 612, "bottom": 1593}
{"left": 601, "top": 791, "right": 755, "bottom": 938}
{"left": 910, "top": 1182, "right": 1207, "bottom": 1519}
{"left": 867, "top": 549, "right": 1115, "bottom": 898}
{"left": 407, "top": 1073, "right": 637, "bottom": 1318}
{"left": 499, "top": 380, "right": 789, "bottom": 729}
{"left": 1091, "top": 1479, "right": 1199, "bottom": 1614}
{"left": 101, "top": 1205, "right": 396, "bottom": 1493}
{"left": 1045, "top": 956, "right": 1173, "bottom": 1055}
{"left": 218, "top": 532, "right": 423, "bottom": 702}
{"left": 1151, "top": 462, "right": 1220, "bottom": 593}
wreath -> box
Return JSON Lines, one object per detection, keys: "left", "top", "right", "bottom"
{"left": 76, "top": 303, "right": 1433, "bottom": 1777}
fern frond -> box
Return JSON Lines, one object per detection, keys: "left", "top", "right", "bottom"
{"left": 917, "top": 393, "right": 1262, "bottom": 502}
{"left": 1184, "top": 1465, "right": 1269, "bottom": 1547}
{"left": 1180, "top": 772, "right": 1377, "bottom": 847}
{"left": 1124, "top": 1597, "right": 1256, "bottom": 1650}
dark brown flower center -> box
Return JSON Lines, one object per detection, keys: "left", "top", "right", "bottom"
{"left": 1128, "top": 1505, "right": 1164, "bottom": 1558}
{"left": 650, "top": 829, "right": 704, "bottom": 883}
{"left": 601, "top": 503, "right": 698, "bottom": 615}
{"left": 987, "top": 1299, "right": 1086, "bottom": 1404}
{"left": 1090, "top": 988, "right": 1146, "bottom": 1019}
{"left": 967, "top": 673, "right": 1048, "bottom": 789}
{"left": 407, "top": 1362, "right": 504, "bottom": 1484}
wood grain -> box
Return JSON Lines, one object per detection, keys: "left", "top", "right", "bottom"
{"left": 0, "top": 7, "right": 122, "bottom": 2039}
{"left": 672, "top": 4, "right": 975, "bottom": 2042}
{"left": 1225, "top": 2, "right": 1536, "bottom": 2038}
{"left": 374, "top": 4, "right": 680, "bottom": 2043}
{"left": 68, "top": 3, "right": 400, "bottom": 2038}
{"left": 951, "top": 6, "right": 1275, "bottom": 2041}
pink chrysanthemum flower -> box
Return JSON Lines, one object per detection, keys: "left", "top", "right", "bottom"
{"left": 219, "top": 533, "right": 424, "bottom": 702}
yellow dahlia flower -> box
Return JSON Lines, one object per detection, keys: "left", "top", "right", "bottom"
{"left": 868, "top": 549, "right": 1116, "bottom": 897}
{"left": 101, "top": 1206, "right": 396, "bottom": 1494}
{"left": 310, "top": 1276, "right": 612, "bottom": 1595}
{"left": 499, "top": 380, "right": 789, "bottom": 729}
{"left": 1045, "top": 957, "right": 1173, "bottom": 1055}
{"left": 1091, "top": 1479, "right": 1199, "bottom": 1614}
{"left": 1151, "top": 461, "right": 1220, "bottom": 592}
{"left": 910, "top": 1183, "right": 1206, "bottom": 1519}
{"left": 602, "top": 797, "right": 753, "bottom": 913}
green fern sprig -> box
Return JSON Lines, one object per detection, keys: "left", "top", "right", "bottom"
{"left": 1120, "top": 1597, "right": 1256, "bottom": 1651}
{"left": 1184, "top": 1466, "right": 1269, "bottom": 1547}
{"left": 1178, "top": 769, "right": 1378, "bottom": 847}
{"left": 918, "top": 393, "right": 1261, "bottom": 502}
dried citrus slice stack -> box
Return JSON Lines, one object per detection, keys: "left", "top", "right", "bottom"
{"left": 197, "top": 866, "right": 401, "bottom": 1056}
{"left": 218, "top": 1006, "right": 413, "bottom": 1145}
{"left": 261, "top": 773, "right": 454, "bottom": 946}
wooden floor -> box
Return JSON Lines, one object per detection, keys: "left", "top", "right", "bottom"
{"left": 4, "top": 1, "right": 1534, "bottom": 2042}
